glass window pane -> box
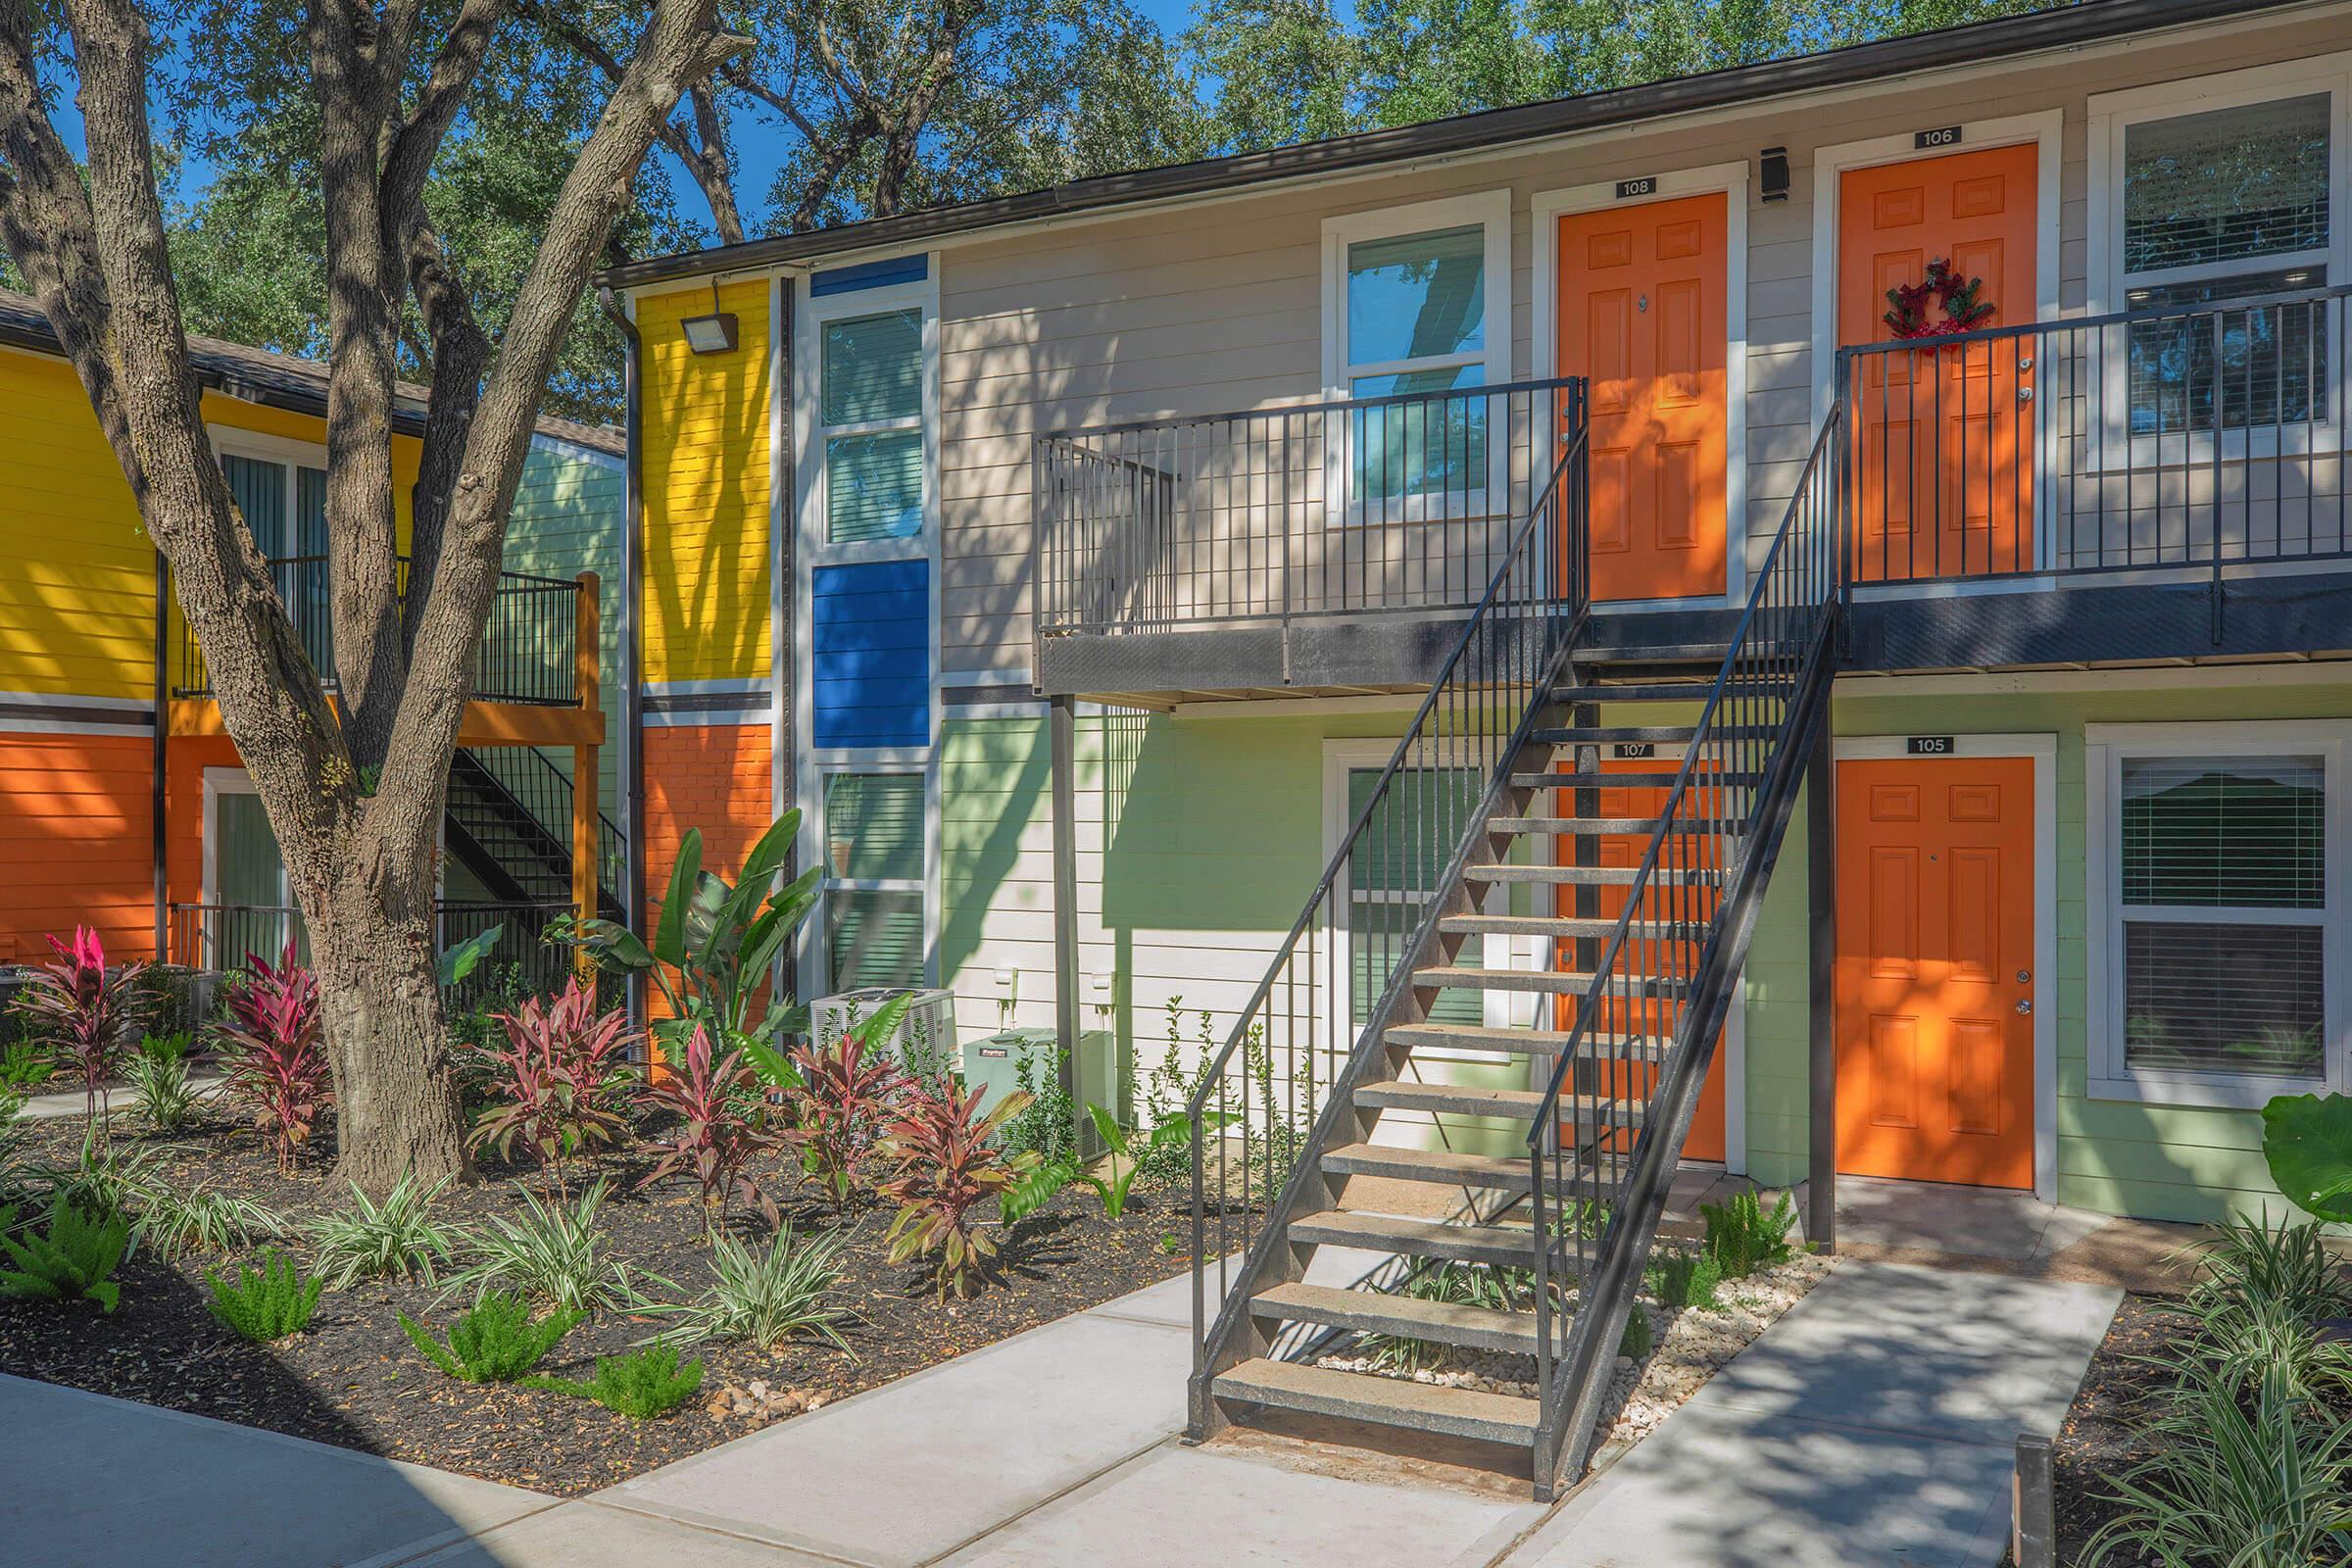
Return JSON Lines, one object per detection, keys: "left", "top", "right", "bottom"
{"left": 827, "top": 888, "right": 924, "bottom": 990}
{"left": 1348, "top": 766, "right": 1482, "bottom": 1026}
{"left": 1347, "top": 224, "right": 1486, "bottom": 368}
{"left": 825, "top": 429, "right": 924, "bottom": 544}
{"left": 216, "top": 791, "right": 287, "bottom": 910}
{"left": 820, "top": 309, "right": 922, "bottom": 425}
{"left": 2121, "top": 756, "right": 2324, "bottom": 907}
{"left": 2124, "top": 919, "right": 2324, "bottom": 1077}
{"left": 2125, "top": 95, "right": 2329, "bottom": 274}
{"left": 1349, "top": 367, "right": 1486, "bottom": 503}
{"left": 824, "top": 773, "right": 924, "bottom": 882}
{"left": 293, "top": 466, "right": 334, "bottom": 674}
{"left": 223, "top": 455, "right": 288, "bottom": 558}
{"left": 2125, "top": 270, "right": 2329, "bottom": 433}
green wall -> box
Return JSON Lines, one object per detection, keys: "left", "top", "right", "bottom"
{"left": 500, "top": 437, "right": 624, "bottom": 820}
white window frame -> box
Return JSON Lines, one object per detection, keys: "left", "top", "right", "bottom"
{"left": 790, "top": 259, "right": 944, "bottom": 1000}
{"left": 813, "top": 766, "right": 933, "bottom": 996}
{"left": 2084, "top": 719, "right": 2351, "bottom": 1109}
{"left": 207, "top": 428, "right": 327, "bottom": 559}
{"left": 1320, "top": 191, "right": 1513, "bottom": 525}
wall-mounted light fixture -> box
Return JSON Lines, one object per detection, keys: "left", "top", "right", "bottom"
{"left": 1760, "top": 147, "right": 1790, "bottom": 204}
{"left": 680, "top": 276, "right": 739, "bottom": 354}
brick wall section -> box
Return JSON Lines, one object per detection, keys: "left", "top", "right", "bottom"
{"left": 0, "top": 730, "right": 153, "bottom": 964}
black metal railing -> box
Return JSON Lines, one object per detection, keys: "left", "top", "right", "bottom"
{"left": 173, "top": 557, "right": 584, "bottom": 707}
{"left": 1524, "top": 404, "right": 1843, "bottom": 1489}
{"left": 1035, "top": 378, "right": 1584, "bottom": 646}
{"left": 168, "top": 899, "right": 575, "bottom": 1006}
{"left": 450, "top": 747, "right": 626, "bottom": 914}
{"left": 1183, "top": 379, "right": 1591, "bottom": 1435}
{"left": 1841, "top": 282, "right": 2352, "bottom": 585}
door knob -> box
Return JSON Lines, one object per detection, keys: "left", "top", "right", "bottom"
{"left": 2015, "top": 999, "right": 2033, "bottom": 1015}
{"left": 2018, "top": 386, "right": 2035, "bottom": 404}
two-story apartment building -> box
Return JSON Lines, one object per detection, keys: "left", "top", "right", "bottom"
{"left": 602, "top": 0, "right": 2352, "bottom": 1491}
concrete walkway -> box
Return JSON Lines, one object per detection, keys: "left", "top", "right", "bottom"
{"left": 1496, "top": 1261, "right": 2122, "bottom": 1568}
{"left": 0, "top": 1257, "right": 2120, "bottom": 1568}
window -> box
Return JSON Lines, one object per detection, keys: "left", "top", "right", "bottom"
{"left": 819, "top": 308, "right": 925, "bottom": 545}
{"left": 1323, "top": 195, "right": 1509, "bottom": 509}
{"left": 2089, "top": 724, "right": 2347, "bottom": 1104}
{"left": 220, "top": 448, "right": 332, "bottom": 672}
{"left": 821, "top": 772, "right": 925, "bottom": 991}
{"left": 1344, "top": 764, "right": 1484, "bottom": 1028}
{"left": 2116, "top": 92, "right": 2333, "bottom": 431}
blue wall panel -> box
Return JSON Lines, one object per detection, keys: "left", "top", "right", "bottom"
{"left": 811, "top": 560, "right": 930, "bottom": 748}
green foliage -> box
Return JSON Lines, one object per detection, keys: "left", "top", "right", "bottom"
{"left": 616, "top": 1226, "right": 856, "bottom": 1353}
{"left": 1002, "top": 1045, "right": 1077, "bottom": 1163}
{"left": 0, "top": 1042, "right": 53, "bottom": 1092}
{"left": 1647, "top": 1249, "right": 1722, "bottom": 1312}
{"left": 205, "top": 1250, "right": 323, "bottom": 1342}
{"left": 1000, "top": 1156, "right": 1081, "bottom": 1226}
{"left": 2170, "top": 1214, "right": 2352, "bottom": 1402}
{"left": 1079, "top": 1103, "right": 1229, "bottom": 1220}
{"left": 133, "top": 1185, "right": 287, "bottom": 1261}
{"left": 435, "top": 925, "right": 506, "bottom": 990}
{"left": 445, "top": 1179, "right": 620, "bottom": 1315}
{"left": 0, "top": 1199, "right": 130, "bottom": 1312}
{"left": 1363, "top": 1260, "right": 1538, "bottom": 1372}
{"left": 124, "top": 1047, "right": 204, "bottom": 1136}
{"left": 1700, "top": 1189, "right": 1798, "bottom": 1280}
{"left": 42, "top": 1123, "right": 169, "bottom": 1221}
{"left": 527, "top": 1346, "right": 704, "bottom": 1419}
{"left": 1618, "top": 1305, "right": 1654, "bottom": 1359}
{"left": 402, "top": 1291, "right": 583, "bottom": 1384}
{"left": 2263, "top": 1091, "right": 2352, "bottom": 1223}
{"left": 2189, "top": 1213, "right": 2352, "bottom": 1327}
{"left": 778, "top": 995, "right": 912, "bottom": 1208}
{"left": 1135, "top": 1000, "right": 1214, "bottom": 1187}
{"left": 306, "top": 1175, "right": 460, "bottom": 1290}
{"left": 880, "top": 1083, "right": 1038, "bottom": 1299}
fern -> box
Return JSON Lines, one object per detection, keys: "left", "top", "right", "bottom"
{"left": 1647, "top": 1248, "right": 1722, "bottom": 1311}
{"left": 1700, "top": 1189, "right": 1798, "bottom": 1279}
{"left": 401, "top": 1290, "right": 582, "bottom": 1383}
{"left": 0, "top": 1199, "right": 130, "bottom": 1312}
{"left": 527, "top": 1346, "right": 703, "bottom": 1418}
{"left": 206, "top": 1251, "right": 323, "bottom": 1342}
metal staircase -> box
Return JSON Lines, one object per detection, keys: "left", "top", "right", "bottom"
{"left": 1185, "top": 396, "right": 1847, "bottom": 1497}
{"left": 443, "top": 747, "right": 626, "bottom": 922}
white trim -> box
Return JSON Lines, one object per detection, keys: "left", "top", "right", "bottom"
{"left": 1832, "top": 732, "right": 2060, "bottom": 1204}
{"left": 1835, "top": 662, "right": 2352, "bottom": 698}
{"left": 770, "top": 271, "right": 789, "bottom": 855}
{"left": 2082, "top": 718, "right": 2350, "bottom": 1109}
{"left": 1808, "top": 109, "right": 2065, "bottom": 425}
{"left": 641, "top": 675, "right": 774, "bottom": 697}
{"left": 1320, "top": 189, "right": 1514, "bottom": 397}
{"left": 206, "top": 426, "right": 327, "bottom": 470}
{"left": 199, "top": 765, "right": 272, "bottom": 910}
{"left": 640, "top": 707, "right": 768, "bottom": 729}
{"left": 1532, "top": 160, "right": 1750, "bottom": 610}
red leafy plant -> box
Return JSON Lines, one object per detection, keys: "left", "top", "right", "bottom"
{"left": 11, "top": 926, "right": 151, "bottom": 1130}
{"left": 786, "top": 996, "right": 914, "bottom": 1207}
{"left": 880, "top": 1084, "right": 1039, "bottom": 1299}
{"left": 469, "top": 978, "right": 636, "bottom": 1197}
{"left": 212, "top": 946, "right": 331, "bottom": 1173}
{"left": 637, "top": 1024, "right": 782, "bottom": 1230}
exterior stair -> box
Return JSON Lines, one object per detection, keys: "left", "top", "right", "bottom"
{"left": 443, "top": 747, "right": 626, "bottom": 920}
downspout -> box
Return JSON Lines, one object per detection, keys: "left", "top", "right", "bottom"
{"left": 151, "top": 550, "right": 169, "bottom": 964}
{"left": 597, "top": 286, "right": 647, "bottom": 1027}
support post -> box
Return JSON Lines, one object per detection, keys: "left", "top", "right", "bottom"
{"left": 151, "top": 550, "right": 170, "bottom": 964}
{"left": 1805, "top": 714, "right": 1838, "bottom": 1253}
{"left": 572, "top": 572, "right": 603, "bottom": 982}
{"left": 1050, "top": 696, "right": 1081, "bottom": 1139}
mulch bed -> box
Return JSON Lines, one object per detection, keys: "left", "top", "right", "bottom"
{"left": 2046, "top": 1293, "right": 2183, "bottom": 1564}
{"left": 0, "top": 1111, "right": 1192, "bottom": 1495}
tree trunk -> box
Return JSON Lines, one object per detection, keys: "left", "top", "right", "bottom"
{"left": 310, "top": 871, "right": 471, "bottom": 1191}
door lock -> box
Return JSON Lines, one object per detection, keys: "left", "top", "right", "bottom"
{"left": 2016, "top": 969, "right": 2032, "bottom": 983}
{"left": 2018, "top": 386, "right": 2035, "bottom": 404}
{"left": 2015, "top": 999, "right": 2034, "bottom": 1015}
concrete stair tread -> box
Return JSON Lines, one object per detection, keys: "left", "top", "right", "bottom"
{"left": 1484, "top": 815, "right": 1734, "bottom": 836}
{"left": 1383, "top": 1022, "right": 1667, "bottom": 1057}
{"left": 1532, "top": 725, "right": 1774, "bottom": 744}
{"left": 1412, "top": 965, "right": 1692, "bottom": 996}
{"left": 1549, "top": 683, "right": 1714, "bottom": 704}
{"left": 1437, "top": 912, "right": 1712, "bottom": 939}
{"left": 1513, "top": 770, "right": 1762, "bottom": 789}
{"left": 1286, "top": 1209, "right": 1546, "bottom": 1268}
{"left": 1322, "top": 1142, "right": 1532, "bottom": 1192}
{"left": 1250, "top": 1281, "right": 1541, "bottom": 1354}
{"left": 1353, "top": 1078, "right": 1643, "bottom": 1124}
{"left": 1212, "top": 1357, "right": 1543, "bottom": 1446}
{"left": 1466, "top": 862, "right": 1725, "bottom": 885}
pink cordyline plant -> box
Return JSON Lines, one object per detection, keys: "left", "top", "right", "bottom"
{"left": 11, "top": 925, "right": 151, "bottom": 1133}
{"left": 468, "top": 978, "right": 636, "bottom": 1196}
{"left": 212, "top": 946, "right": 331, "bottom": 1173}
{"left": 637, "top": 1024, "right": 783, "bottom": 1231}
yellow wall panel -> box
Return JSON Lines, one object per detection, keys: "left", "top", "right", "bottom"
{"left": 637, "top": 279, "right": 771, "bottom": 686}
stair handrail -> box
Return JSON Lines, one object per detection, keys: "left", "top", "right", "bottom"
{"left": 1522, "top": 394, "right": 1847, "bottom": 1492}
{"left": 454, "top": 746, "right": 628, "bottom": 909}
{"left": 1185, "top": 380, "right": 1592, "bottom": 1436}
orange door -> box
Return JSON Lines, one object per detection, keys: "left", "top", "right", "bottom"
{"left": 1558, "top": 194, "right": 1729, "bottom": 602}
{"left": 1552, "top": 753, "right": 1727, "bottom": 1162}
{"left": 1839, "top": 146, "right": 2039, "bottom": 581}
{"left": 1835, "top": 757, "right": 2035, "bottom": 1189}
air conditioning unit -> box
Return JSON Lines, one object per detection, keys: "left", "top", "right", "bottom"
{"left": 961, "top": 1025, "right": 1117, "bottom": 1155}
{"left": 809, "top": 987, "right": 959, "bottom": 1088}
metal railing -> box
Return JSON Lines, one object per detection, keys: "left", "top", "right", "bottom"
{"left": 1184, "top": 379, "right": 1591, "bottom": 1435}
{"left": 1841, "top": 281, "right": 2352, "bottom": 586}
{"left": 450, "top": 747, "right": 626, "bottom": 913}
{"left": 1524, "top": 404, "right": 1844, "bottom": 1489}
{"left": 168, "top": 899, "right": 575, "bottom": 1006}
{"left": 1035, "top": 378, "right": 1583, "bottom": 646}
{"left": 173, "top": 557, "right": 585, "bottom": 707}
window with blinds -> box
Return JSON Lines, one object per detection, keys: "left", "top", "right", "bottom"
{"left": 222, "top": 453, "right": 333, "bottom": 673}
{"left": 1347, "top": 766, "right": 1483, "bottom": 1027}
{"left": 822, "top": 772, "right": 925, "bottom": 991}
{"left": 819, "top": 308, "right": 925, "bottom": 545}
{"left": 2118, "top": 754, "right": 2326, "bottom": 1079}
{"left": 1344, "top": 224, "right": 1490, "bottom": 507}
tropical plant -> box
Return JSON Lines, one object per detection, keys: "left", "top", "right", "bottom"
{"left": 2263, "top": 1091, "right": 2352, "bottom": 1223}
{"left": 444, "top": 1178, "right": 620, "bottom": 1315}
{"left": 124, "top": 1047, "right": 204, "bottom": 1137}
{"left": 1002, "top": 1043, "right": 1077, "bottom": 1162}
{"left": 41, "top": 1122, "right": 168, "bottom": 1221}
{"left": 0, "top": 1042, "right": 53, "bottom": 1093}
{"left": 527, "top": 1346, "right": 705, "bottom": 1419}
{"left": 0, "top": 1093, "right": 30, "bottom": 1209}
{"left": 306, "top": 1175, "right": 461, "bottom": 1290}
{"left": 2082, "top": 1363, "right": 2352, "bottom": 1567}
{"left": 880, "top": 1083, "right": 1038, "bottom": 1299}
{"left": 1000, "top": 1155, "right": 1081, "bottom": 1226}
{"left": 2188, "top": 1212, "right": 2352, "bottom": 1327}
{"left": 133, "top": 1185, "right": 287, "bottom": 1261}
{"left": 784, "top": 996, "right": 913, "bottom": 1207}
{"left": 617, "top": 1225, "right": 856, "bottom": 1353}
{"left": 9, "top": 926, "right": 151, "bottom": 1129}
{"left": 205, "top": 1251, "right": 324, "bottom": 1342}
{"left": 1618, "top": 1306, "right": 1654, "bottom": 1359}
{"left": 1363, "top": 1261, "right": 1538, "bottom": 1373}
{"left": 1648, "top": 1249, "right": 1723, "bottom": 1312}
{"left": 402, "top": 1290, "right": 582, "bottom": 1383}
{"left": 210, "top": 946, "right": 331, "bottom": 1172}
{"left": 568, "top": 813, "right": 820, "bottom": 1062}
{"left": 0, "top": 1198, "right": 130, "bottom": 1311}
{"left": 466, "top": 978, "right": 636, "bottom": 1195}
{"left": 1079, "top": 1103, "right": 1230, "bottom": 1220}
{"left": 636, "top": 1025, "right": 781, "bottom": 1229}
{"left": 1701, "top": 1189, "right": 1799, "bottom": 1280}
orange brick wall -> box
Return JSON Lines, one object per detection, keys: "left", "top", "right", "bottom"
{"left": 0, "top": 729, "right": 154, "bottom": 964}
{"left": 641, "top": 719, "right": 777, "bottom": 912}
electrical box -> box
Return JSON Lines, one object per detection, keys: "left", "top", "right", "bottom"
{"left": 961, "top": 1025, "right": 1117, "bottom": 1155}
{"left": 809, "top": 987, "right": 959, "bottom": 1088}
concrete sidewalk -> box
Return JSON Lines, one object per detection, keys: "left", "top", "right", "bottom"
{"left": 1496, "top": 1261, "right": 2122, "bottom": 1568}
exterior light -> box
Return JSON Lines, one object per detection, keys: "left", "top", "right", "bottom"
{"left": 680, "top": 277, "right": 738, "bottom": 354}
{"left": 1760, "top": 147, "right": 1789, "bottom": 203}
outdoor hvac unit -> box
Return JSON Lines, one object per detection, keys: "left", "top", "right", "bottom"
{"left": 809, "top": 987, "right": 959, "bottom": 1084}
{"left": 961, "top": 1026, "right": 1118, "bottom": 1156}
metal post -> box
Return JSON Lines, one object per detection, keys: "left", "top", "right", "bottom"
{"left": 151, "top": 550, "right": 170, "bottom": 964}
{"left": 1806, "top": 709, "right": 1838, "bottom": 1254}
{"left": 1050, "top": 694, "right": 1081, "bottom": 1142}
{"left": 571, "top": 571, "right": 603, "bottom": 981}
{"left": 2013, "top": 1434, "right": 2057, "bottom": 1568}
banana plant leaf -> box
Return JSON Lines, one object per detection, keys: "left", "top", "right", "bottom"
{"left": 2263, "top": 1092, "right": 2352, "bottom": 1223}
